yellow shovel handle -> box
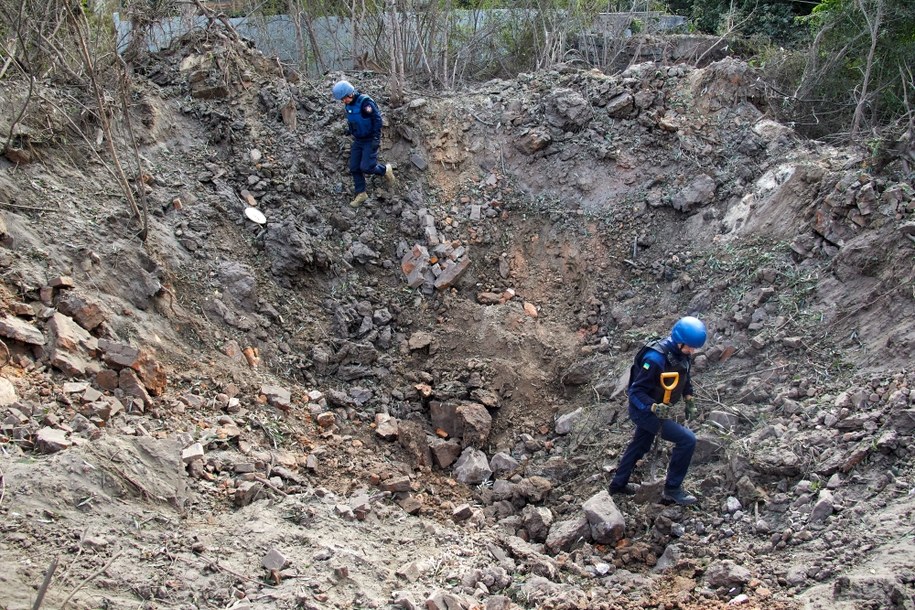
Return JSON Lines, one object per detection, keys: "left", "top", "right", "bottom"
{"left": 660, "top": 372, "right": 680, "bottom": 404}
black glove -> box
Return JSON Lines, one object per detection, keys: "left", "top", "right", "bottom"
{"left": 685, "top": 397, "right": 697, "bottom": 421}
{"left": 651, "top": 403, "right": 670, "bottom": 419}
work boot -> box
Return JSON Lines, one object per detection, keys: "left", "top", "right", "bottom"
{"left": 349, "top": 192, "right": 368, "bottom": 208}
{"left": 661, "top": 487, "right": 698, "bottom": 506}
{"left": 384, "top": 163, "right": 395, "bottom": 184}
{"left": 609, "top": 482, "right": 640, "bottom": 496}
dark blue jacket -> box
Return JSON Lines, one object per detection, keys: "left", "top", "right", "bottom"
{"left": 628, "top": 337, "right": 693, "bottom": 412}
{"left": 345, "top": 92, "right": 383, "bottom": 140}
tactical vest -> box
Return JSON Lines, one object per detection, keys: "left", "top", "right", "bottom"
{"left": 345, "top": 93, "right": 379, "bottom": 139}
{"left": 629, "top": 339, "right": 690, "bottom": 404}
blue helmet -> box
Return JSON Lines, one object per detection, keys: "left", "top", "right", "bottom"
{"left": 332, "top": 80, "right": 355, "bottom": 100}
{"left": 671, "top": 316, "right": 707, "bottom": 348}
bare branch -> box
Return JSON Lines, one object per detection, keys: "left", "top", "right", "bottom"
{"left": 851, "top": 0, "right": 885, "bottom": 136}
{"left": 59, "top": 551, "right": 123, "bottom": 610}
{"left": 30, "top": 556, "right": 58, "bottom": 610}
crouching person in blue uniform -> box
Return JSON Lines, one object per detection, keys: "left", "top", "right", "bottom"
{"left": 331, "top": 80, "right": 395, "bottom": 208}
{"left": 609, "top": 316, "right": 707, "bottom": 506}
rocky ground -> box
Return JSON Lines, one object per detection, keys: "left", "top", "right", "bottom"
{"left": 0, "top": 25, "right": 914, "bottom": 610}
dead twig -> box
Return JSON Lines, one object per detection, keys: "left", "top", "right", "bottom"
{"left": 86, "top": 447, "right": 158, "bottom": 502}
{"left": 115, "top": 54, "right": 149, "bottom": 241}
{"left": 2, "top": 0, "right": 34, "bottom": 154}
{"left": 31, "top": 556, "right": 58, "bottom": 610}
{"left": 208, "top": 560, "right": 276, "bottom": 588}
{"left": 63, "top": 2, "right": 144, "bottom": 238}
{"left": 191, "top": 0, "right": 242, "bottom": 41}
{"left": 0, "top": 39, "right": 16, "bottom": 81}
{"left": 696, "top": 0, "right": 756, "bottom": 66}
{"left": 0, "top": 200, "right": 60, "bottom": 212}
{"left": 254, "top": 474, "right": 288, "bottom": 497}
{"left": 470, "top": 111, "right": 494, "bottom": 127}
{"left": 59, "top": 551, "right": 122, "bottom": 609}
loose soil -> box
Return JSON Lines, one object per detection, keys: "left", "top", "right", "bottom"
{"left": 0, "top": 27, "right": 913, "bottom": 610}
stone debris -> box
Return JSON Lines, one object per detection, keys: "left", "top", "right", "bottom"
{"left": 554, "top": 407, "right": 582, "bottom": 435}
{"left": 0, "top": 377, "right": 18, "bottom": 406}
{"left": 260, "top": 384, "right": 292, "bottom": 410}
{"left": 453, "top": 447, "right": 492, "bottom": 485}
{"left": 374, "top": 412, "right": 399, "bottom": 440}
{"left": 181, "top": 442, "right": 204, "bottom": 463}
{"left": 0, "top": 32, "right": 911, "bottom": 610}
{"left": 56, "top": 290, "right": 106, "bottom": 331}
{"left": 35, "top": 426, "right": 71, "bottom": 453}
{"left": 582, "top": 490, "right": 625, "bottom": 544}
{"left": 262, "top": 548, "right": 288, "bottom": 571}
{"left": 0, "top": 315, "right": 46, "bottom": 345}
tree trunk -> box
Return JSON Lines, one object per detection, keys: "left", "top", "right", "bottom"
{"left": 851, "top": 0, "right": 885, "bottom": 136}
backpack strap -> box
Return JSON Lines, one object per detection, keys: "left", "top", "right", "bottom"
{"left": 628, "top": 339, "right": 667, "bottom": 389}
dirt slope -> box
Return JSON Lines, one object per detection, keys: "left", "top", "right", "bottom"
{"left": 0, "top": 28, "right": 913, "bottom": 610}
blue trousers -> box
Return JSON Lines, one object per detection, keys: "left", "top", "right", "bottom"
{"left": 611, "top": 406, "right": 696, "bottom": 490}
{"left": 349, "top": 138, "right": 385, "bottom": 194}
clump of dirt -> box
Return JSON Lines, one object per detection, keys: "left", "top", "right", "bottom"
{"left": 1, "top": 25, "right": 913, "bottom": 610}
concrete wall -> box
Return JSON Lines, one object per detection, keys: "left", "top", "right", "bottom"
{"left": 114, "top": 10, "right": 696, "bottom": 76}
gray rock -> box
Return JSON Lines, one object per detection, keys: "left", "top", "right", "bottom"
{"left": 430, "top": 438, "right": 462, "bottom": 469}
{"left": 452, "top": 503, "right": 473, "bottom": 521}
{"left": 484, "top": 595, "right": 514, "bottom": 610}
{"left": 521, "top": 505, "right": 553, "bottom": 543}
{"left": 456, "top": 402, "right": 492, "bottom": 447}
{"left": 181, "top": 443, "right": 204, "bottom": 463}
{"left": 544, "top": 88, "right": 593, "bottom": 130}
{"left": 264, "top": 219, "right": 324, "bottom": 279}
{"left": 396, "top": 559, "right": 431, "bottom": 583}
{"left": 515, "top": 128, "right": 552, "bottom": 155}
{"left": 491, "top": 480, "right": 515, "bottom": 502}
{"left": 724, "top": 496, "right": 743, "bottom": 513}
{"left": 671, "top": 174, "right": 716, "bottom": 211}
{"left": 0, "top": 377, "right": 17, "bottom": 406}
{"left": 393, "top": 591, "right": 418, "bottom": 609}
{"left": 514, "top": 476, "right": 553, "bottom": 504}
{"left": 261, "top": 548, "right": 287, "bottom": 571}
{"left": 490, "top": 451, "right": 520, "bottom": 478}
{"left": 605, "top": 92, "right": 634, "bottom": 117}
{"left": 217, "top": 261, "right": 258, "bottom": 309}
{"left": 809, "top": 489, "right": 835, "bottom": 523}
{"left": 703, "top": 559, "right": 752, "bottom": 588}
{"left": 707, "top": 410, "right": 739, "bottom": 431}
{"left": 260, "top": 384, "right": 291, "bottom": 409}
{"left": 692, "top": 435, "right": 726, "bottom": 465}
{"left": 582, "top": 490, "right": 625, "bottom": 544}
{"left": 374, "top": 413, "right": 399, "bottom": 440}
{"left": 453, "top": 447, "right": 492, "bottom": 485}
{"left": 0, "top": 315, "right": 45, "bottom": 345}
{"left": 654, "top": 544, "right": 680, "bottom": 572}
{"left": 398, "top": 420, "right": 433, "bottom": 468}
{"left": 425, "top": 590, "right": 473, "bottom": 610}
{"left": 545, "top": 513, "right": 591, "bottom": 553}
{"left": 36, "top": 427, "right": 71, "bottom": 453}
{"left": 234, "top": 481, "right": 264, "bottom": 507}
{"left": 560, "top": 358, "right": 598, "bottom": 386}
{"left": 555, "top": 408, "right": 583, "bottom": 435}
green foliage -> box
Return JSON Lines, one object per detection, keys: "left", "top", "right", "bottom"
{"left": 768, "top": 0, "right": 915, "bottom": 139}
{"left": 669, "top": 0, "right": 807, "bottom": 45}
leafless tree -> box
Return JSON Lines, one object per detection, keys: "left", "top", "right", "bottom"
{"left": 850, "top": 0, "right": 884, "bottom": 137}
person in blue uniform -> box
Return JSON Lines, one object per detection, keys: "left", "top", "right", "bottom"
{"left": 331, "top": 80, "right": 395, "bottom": 208}
{"left": 609, "top": 316, "right": 707, "bottom": 506}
